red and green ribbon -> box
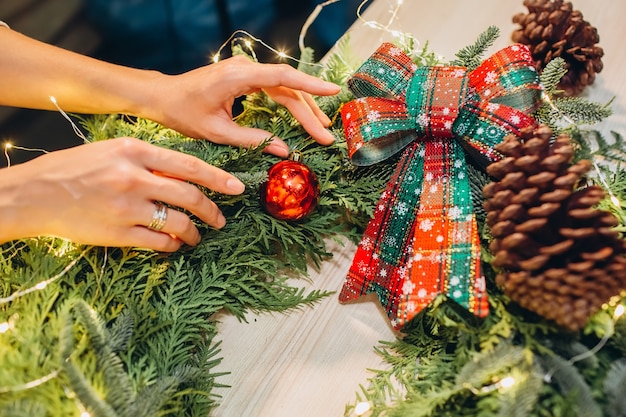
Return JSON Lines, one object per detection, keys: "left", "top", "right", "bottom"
{"left": 339, "top": 43, "right": 543, "bottom": 329}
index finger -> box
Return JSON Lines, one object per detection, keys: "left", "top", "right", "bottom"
{"left": 246, "top": 62, "right": 341, "bottom": 96}
{"left": 141, "top": 143, "right": 245, "bottom": 195}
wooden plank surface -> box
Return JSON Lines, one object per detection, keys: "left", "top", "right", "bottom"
{"left": 210, "top": 1, "right": 626, "bottom": 417}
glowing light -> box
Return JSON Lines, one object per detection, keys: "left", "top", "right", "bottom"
{"left": 497, "top": 376, "right": 516, "bottom": 389}
{"left": 213, "top": 29, "right": 322, "bottom": 69}
{"left": 0, "top": 369, "right": 59, "bottom": 393}
{"left": 212, "top": 54, "right": 220, "bottom": 63}
{"left": 0, "top": 322, "right": 10, "bottom": 333}
{"left": 81, "top": 412, "right": 91, "bottom": 417}
{"left": 4, "top": 142, "right": 11, "bottom": 149}
{"left": 615, "top": 304, "right": 625, "bottom": 320}
{"left": 49, "top": 96, "right": 90, "bottom": 144}
{"left": 0, "top": 248, "right": 89, "bottom": 305}
{"left": 354, "top": 401, "right": 371, "bottom": 415}
{"left": 611, "top": 195, "right": 621, "bottom": 207}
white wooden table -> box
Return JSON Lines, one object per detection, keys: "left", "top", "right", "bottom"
{"left": 211, "top": 1, "right": 626, "bottom": 416}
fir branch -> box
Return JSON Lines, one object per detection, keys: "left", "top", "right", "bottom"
{"left": 604, "top": 359, "right": 626, "bottom": 417}
{"left": 455, "top": 341, "right": 528, "bottom": 390}
{"left": 450, "top": 26, "right": 500, "bottom": 69}
{"left": 569, "top": 129, "right": 626, "bottom": 166}
{"left": 535, "top": 97, "right": 613, "bottom": 131}
{"left": 320, "top": 35, "right": 361, "bottom": 85}
{"left": 539, "top": 58, "right": 568, "bottom": 94}
{"left": 539, "top": 354, "right": 603, "bottom": 417}
{"left": 297, "top": 46, "right": 322, "bottom": 77}
{"left": 495, "top": 364, "right": 544, "bottom": 417}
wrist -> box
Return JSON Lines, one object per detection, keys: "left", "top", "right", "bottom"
{"left": 125, "top": 70, "right": 169, "bottom": 122}
{"left": 0, "top": 165, "right": 37, "bottom": 243}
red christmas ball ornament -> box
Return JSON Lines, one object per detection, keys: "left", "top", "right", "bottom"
{"left": 260, "top": 152, "right": 320, "bottom": 221}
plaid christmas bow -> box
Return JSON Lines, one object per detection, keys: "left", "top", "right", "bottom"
{"left": 339, "top": 43, "right": 543, "bottom": 329}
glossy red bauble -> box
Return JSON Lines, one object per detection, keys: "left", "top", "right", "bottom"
{"left": 260, "top": 158, "right": 320, "bottom": 221}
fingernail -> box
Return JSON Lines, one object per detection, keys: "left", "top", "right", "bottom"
{"left": 226, "top": 177, "right": 245, "bottom": 194}
{"left": 216, "top": 212, "right": 226, "bottom": 228}
{"left": 266, "top": 142, "right": 290, "bottom": 157}
{"left": 323, "top": 129, "right": 335, "bottom": 144}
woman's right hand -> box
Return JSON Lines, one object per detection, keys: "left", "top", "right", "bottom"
{"left": 0, "top": 137, "right": 245, "bottom": 252}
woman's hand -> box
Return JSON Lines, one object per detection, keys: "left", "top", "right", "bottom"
{"left": 0, "top": 29, "right": 340, "bottom": 158}
{"left": 145, "top": 56, "right": 341, "bottom": 157}
{"left": 0, "top": 137, "right": 245, "bottom": 251}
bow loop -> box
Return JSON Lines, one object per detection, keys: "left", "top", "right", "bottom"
{"left": 469, "top": 44, "right": 543, "bottom": 114}
{"left": 347, "top": 43, "right": 417, "bottom": 101}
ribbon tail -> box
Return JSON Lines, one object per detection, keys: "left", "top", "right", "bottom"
{"left": 396, "top": 139, "right": 488, "bottom": 328}
{"left": 340, "top": 141, "right": 425, "bottom": 327}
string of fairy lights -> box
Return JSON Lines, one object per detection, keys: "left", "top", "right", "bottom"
{"left": 0, "top": 1, "right": 409, "bottom": 413}
{"left": 0, "top": 1, "right": 624, "bottom": 416}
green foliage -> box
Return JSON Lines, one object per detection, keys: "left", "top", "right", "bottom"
{"left": 604, "top": 359, "right": 626, "bottom": 417}
{"left": 535, "top": 97, "right": 613, "bottom": 133}
{"left": 0, "top": 37, "right": 395, "bottom": 415}
{"left": 539, "top": 58, "right": 568, "bottom": 94}
{"left": 3, "top": 24, "right": 626, "bottom": 417}
{"left": 568, "top": 129, "right": 626, "bottom": 167}
{"left": 450, "top": 26, "right": 500, "bottom": 69}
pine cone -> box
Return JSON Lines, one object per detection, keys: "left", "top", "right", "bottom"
{"left": 512, "top": 0, "right": 604, "bottom": 96}
{"left": 483, "top": 124, "right": 626, "bottom": 331}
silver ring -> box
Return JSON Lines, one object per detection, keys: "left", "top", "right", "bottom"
{"left": 147, "top": 203, "right": 168, "bottom": 232}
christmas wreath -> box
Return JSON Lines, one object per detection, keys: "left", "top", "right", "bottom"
{"left": 1, "top": 2, "right": 625, "bottom": 416}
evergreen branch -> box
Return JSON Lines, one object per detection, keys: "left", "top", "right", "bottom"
{"left": 496, "top": 364, "right": 543, "bottom": 417}
{"left": 539, "top": 58, "right": 568, "bottom": 94}
{"left": 455, "top": 341, "right": 528, "bottom": 389}
{"left": 569, "top": 129, "right": 626, "bottom": 166}
{"left": 297, "top": 46, "right": 322, "bottom": 77}
{"left": 604, "top": 359, "right": 626, "bottom": 417}
{"left": 450, "top": 26, "right": 500, "bottom": 69}
{"left": 320, "top": 35, "right": 361, "bottom": 85}
{"left": 539, "top": 354, "right": 603, "bottom": 417}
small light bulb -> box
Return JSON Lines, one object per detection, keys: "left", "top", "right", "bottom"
{"left": 4, "top": 142, "right": 12, "bottom": 150}
{"left": 277, "top": 51, "right": 287, "bottom": 59}
{"left": 498, "top": 376, "right": 516, "bottom": 389}
{"left": 35, "top": 281, "right": 47, "bottom": 290}
{"left": 611, "top": 195, "right": 621, "bottom": 207}
{"left": 244, "top": 39, "right": 253, "bottom": 48}
{"left": 615, "top": 304, "right": 625, "bottom": 320}
{"left": 0, "top": 322, "right": 10, "bottom": 333}
{"left": 354, "top": 401, "right": 371, "bottom": 416}
{"left": 212, "top": 54, "right": 220, "bottom": 63}
{"left": 81, "top": 412, "right": 91, "bottom": 417}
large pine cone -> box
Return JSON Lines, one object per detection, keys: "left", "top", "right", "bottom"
{"left": 483, "top": 124, "right": 626, "bottom": 331}
{"left": 512, "top": 0, "right": 604, "bottom": 96}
